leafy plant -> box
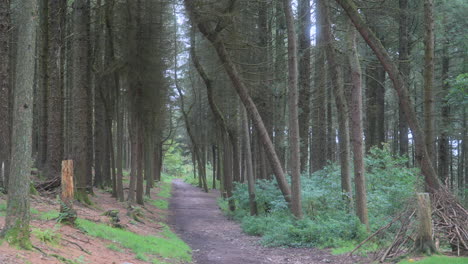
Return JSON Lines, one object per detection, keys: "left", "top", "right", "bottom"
{"left": 32, "top": 227, "right": 61, "bottom": 245}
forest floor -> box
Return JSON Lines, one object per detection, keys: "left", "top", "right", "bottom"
{"left": 169, "top": 179, "right": 369, "bottom": 264}
{"left": 0, "top": 178, "right": 190, "bottom": 264}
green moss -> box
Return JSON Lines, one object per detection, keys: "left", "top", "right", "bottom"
{"left": 399, "top": 256, "right": 468, "bottom": 264}
{"left": 76, "top": 218, "right": 191, "bottom": 262}
{"left": 74, "top": 191, "right": 92, "bottom": 205}
{"left": 29, "top": 183, "right": 39, "bottom": 195}
{"left": 106, "top": 243, "right": 125, "bottom": 252}
{"left": 38, "top": 210, "right": 60, "bottom": 221}
{"left": 32, "top": 227, "right": 61, "bottom": 245}
{"left": 4, "top": 220, "right": 32, "bottom": 250}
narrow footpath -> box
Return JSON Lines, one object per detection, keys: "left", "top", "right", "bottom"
{"left": 169, "top": 179, "right": 365, "bottom": 264}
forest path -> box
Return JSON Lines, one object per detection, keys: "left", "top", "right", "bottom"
{"left": 169, "top": 179, "right": 364, "bottom": 264}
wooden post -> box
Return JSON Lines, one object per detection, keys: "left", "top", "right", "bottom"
{"left": 414, "top": 193, "right": 437, "bottom": 254}
{"left": 60, "top": 160, "right": 77, "bottom": 224}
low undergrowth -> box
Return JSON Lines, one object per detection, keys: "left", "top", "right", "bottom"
{"left": 76, "top": 218, "right": 191, "bottom": 263}
{"left": 219, "top": 146, "right": 422, "bottom": 253}
{"left": 398, "top": 256, "right": 468, "bottom": 264}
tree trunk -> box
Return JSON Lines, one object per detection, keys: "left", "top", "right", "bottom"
{"left": 116, "top": 90, "right": 124, "bottom": 201}
{"left": 184, "top": 1, "right": 292, "bottom": 204}
{"left": 321, "top": 0, "right": 353, "bottom": 205}
{"left": 423, "top": 0, "right": 435, "bottom": 163}
{"left": 2, "top": 0, "right": 37, "bottom": 247}
{"left": 136, "top": 124, "right": 144, "bottom": 205}
{"left": 223, "top": 136, "right": 235, "bottom": 211}
{"left": 438, "top": 14, "right": 450, "bottom": 186}
{"left": 60, "top": 160, "right": 77, "bottom": 224}
{"left": 335, "top": 0, "right": 441, "bottom": 192}
{"left": 414, "top": 193, "right": 437, "bottom": 254}
{"left": 311, "top": 2, "right": 328, "bottom": 173}
{"left": 283, "top": 0, "right": 303, "bottom": 218}
{"left": 347, "top": 23, "right": 369, "bottom": 229}
{"left": 242, "top": 106, "right": 257, "bottom": 215}
{"left": 0, "top": 0, "right": 11, "bottom": 191}
{"left": 398, "top": 0, "right": 410, "bottom": 158}
{"left": 44, "top": 0, "right": 66, "bottom": 180}
{"left": 72, "top": 0, "right": 91, "bottom": 203}
{"left": 298, "top": 0, "right": 311, "bottom": 173}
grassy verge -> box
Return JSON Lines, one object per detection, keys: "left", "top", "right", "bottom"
{"left": 398, "top": 256, "right": 468, "bottom": 264}
{"left": 76, "top": 218, "right": 191, "bottom": 263}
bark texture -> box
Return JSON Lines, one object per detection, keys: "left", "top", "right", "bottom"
{"left": 347, "top": 24, "right": 369, "bottom": 228}
{"left": 2, "top": 0, "right": 38, "bottom": 248}
{"left": 71, "top": 0, "right": 91, "bottom": 203}
{"left": 283, "top": 0, "right": 303, "bottom": 218}
{"left": 0, "top": 0, "right": 11, "bottom": 191}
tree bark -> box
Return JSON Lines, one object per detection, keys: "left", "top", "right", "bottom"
{"left": 423, "top": 0, "right": 435, "bottom": 163}
{"left": 283, "top": 0, "right": 303, "bottom": 218}
{"left": 346, "top": 23, "right": 369, "bottom": 229}
{"left": 438, "top": 14, "right": 450, "bottom": 186}
{"left": 242, "top": 106, "right": 257, "bottom": 215}
{"left": 311, "top": 2, "right": 328, "bottom": 174}
{"left": 335, "top": 0, "right": 441, "bottom": 192}
{"left": 2, "top": 0, "right": 37, "bottom": 248}
{"left": 72, "top": 0, "right": 91, "bottom": 203}
{"left": 298, "top": 0, "right": 311, "bottom": 173}
{"left": 44, "top": 0, "right": 66, "bottom": 180}
{"left": 398, "top": 0, "right": 410, "bottom": 157}
{"left": 414, "top": 193, "right": 437, "bottom": 254}
{"left": 0, "top": 0, "right": 11, "bottom": 191}
{"left": 321, "top": 0, "right": 352, "bottom": 204}
{"left": 60, "top": 160, "right": 77, "bottom": 224}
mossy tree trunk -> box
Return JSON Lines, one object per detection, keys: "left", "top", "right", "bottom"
{"left": 2, "top": 0, "right": 38, "bottom": 248}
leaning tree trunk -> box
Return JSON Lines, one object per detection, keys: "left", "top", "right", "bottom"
{"left": 184, "top": 0, "right": 292, "bottom": 204}
{"left": 0, "top": 0, "right": 11, "bottom": 191}
{"left": 283, "top": 0, "right": 303, "bottom": 219}
{"left": 347, "top": 23, "right": 369, "bottom": 229}
{"left": 242, "top": 106, "right": 257, "bottom": 216}
{"left": 2, "top": 0, "right": 37, "bottom": 248}
{"left": 335, "top": 0, "right": 441, "bottom": 192}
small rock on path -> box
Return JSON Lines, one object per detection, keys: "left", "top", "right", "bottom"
{"left": 169, "top": 179, "right": 366, "bottom": 264}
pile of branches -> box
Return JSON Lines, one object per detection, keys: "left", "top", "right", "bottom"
{"left": 349, "top": 190, "right": 468, "bottom": 262}
{"left": 432, "top": 190, "right": 468, "bottom": 254}
{"left": 35, "top": 176, "right": 61, "bottom": 193}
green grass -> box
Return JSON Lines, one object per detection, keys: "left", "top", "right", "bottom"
{"left": 38, "top": 210, "right": 60, "bottom": 220}
{"left": 399, "top": 256, "right": 468, "bottom": 264}
{"left": 32, "top": 227, "right": 61, "bottom": 245}
{"left": 148, "top": 199, "right": 169, "bottom": 210}
{"left": 76, "top": 218, "right": 191, "bottom": 263}
{"left": 106, "top": 243, "right": 125, "bottom": 253}
{"left": 0, "top": 202, "right": 40, "bottom": 217}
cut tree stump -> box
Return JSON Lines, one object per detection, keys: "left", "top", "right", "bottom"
{"left": 60, "top": 160, "right": 77, "bottom": 224}
{"left": 414, "top": 193, "right": 437, "bottom": 255}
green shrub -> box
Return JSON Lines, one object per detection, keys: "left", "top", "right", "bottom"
{"left": 224, "top": 146, "right": 421, "bottom": 249}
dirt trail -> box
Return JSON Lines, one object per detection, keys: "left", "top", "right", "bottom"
{"left": 169, "top": 179, "right": 366, "bottom": 264}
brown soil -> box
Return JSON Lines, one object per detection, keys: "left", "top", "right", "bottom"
{"left": 0, "top": 185, "right": 169, "bottom": 264}
{"left": 169, "top": 179, "right": 368, "bottom": 264}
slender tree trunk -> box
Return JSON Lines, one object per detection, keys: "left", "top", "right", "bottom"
{"left": 398, "top": 0, "right": 410, "bottom": 158}
{"left": 311, "top": 2, "right": 328, "bottom": 173}
{"left": 242, "top": 106, "right": 257, "bottom": 215}
{"left": 336, "top": 0, "right": 441, "bottom": 192}
{"left": 283, "top": 0, "right": 303, "bottom": 218}
{"left": 0, "top": 0, "right": 11, "bottom": 191}
{"left": 116, "top": 90, "right": 124, "bottom": 201}
{"left": 347, "top": 23, "right": 369, "bottom": 229}
{"left": 44, "top": 0, "right": 66, "bottom": 180}
{"left": 438, "top": 14, "right": 450, "bottom": 186}
{"left": 135, "top": 124, "right": 144, "bottom": 205}
{"left": 321, "top": 0, "right": 352, "bottom": 204}
{"left": 423, "top": 0, "right": 435, "bottom": 163}
{"left": 72, "top": 0, "right": 91, "bottom": 203}
{"left": 298, "top": 0, "right": 311, "bottom": 173}
{"left": 2, "top": 0, "right": 37, "bottom": 248}
{"left": 223, "top": 136, "right": 235, "bottom": 211}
